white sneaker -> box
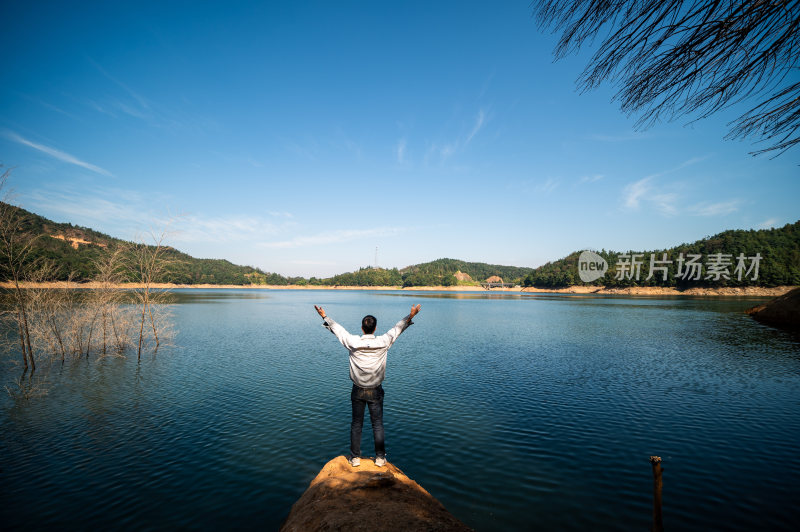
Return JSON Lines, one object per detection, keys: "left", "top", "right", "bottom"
{"left": 349, "top": 456, "right": 361, "bottom": 467}
{"left": 374, "top": 456, "right": 386, "bottom": 467}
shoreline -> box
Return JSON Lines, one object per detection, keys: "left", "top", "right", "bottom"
{"left": 0, "top": 281, "right": 794, "bottom": 297}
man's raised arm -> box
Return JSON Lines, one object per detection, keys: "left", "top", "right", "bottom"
{"left": 382, "top": 304, "right": 421, "bottom": 345}
{"left": 315, "top": 305, "right": 357, "bottom": 348}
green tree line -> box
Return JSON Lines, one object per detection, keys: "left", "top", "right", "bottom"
{"left": 399, "top": 258, "right": 533, "bottom": 287}
{"left": 318, "top": 267, "right": 403, "bottom": 287}
{"left": 4, "top": 202, "right": 797, "bottom": 288}
{"left": 523, "top": 222, "right": 800, "bottom": 288}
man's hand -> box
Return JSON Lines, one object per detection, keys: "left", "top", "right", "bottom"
{"left": 314, "top": 305, "right": 326, "bottom": 319}
{"left": 409, "top": 304, "right": 421, "bottom": 319}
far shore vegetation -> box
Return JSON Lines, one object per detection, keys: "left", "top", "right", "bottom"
{"left": 1, "top": 198, "right": 799, "bottom": 292}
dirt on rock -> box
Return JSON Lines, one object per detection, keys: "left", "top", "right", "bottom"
{"left": 280, "top": 456, "right": 471, "bottom": 532}
{"left": 453, "top": 270, "right": 472, "bottom": 282}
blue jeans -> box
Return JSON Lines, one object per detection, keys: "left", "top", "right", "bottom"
{"left": 350, "top": 384, "right": 385, "bottom": 459}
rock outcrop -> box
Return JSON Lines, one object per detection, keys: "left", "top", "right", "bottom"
{"left": 453, "top": 270, "right": 472, "bottom": 282}
{"left": 746, "top": 287, "right": 800, "bottom": 332}
{"left": 281, "top": 456, "right": 471, "bottom": 532}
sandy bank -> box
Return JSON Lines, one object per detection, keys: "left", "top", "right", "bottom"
{"left": 0, "top": 281, "right": 794, "bottom": 297}
{"left": 520, "top": 285, "right": 795, "bottom": 297}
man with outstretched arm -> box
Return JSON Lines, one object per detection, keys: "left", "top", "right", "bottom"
{"left": 315, "top": 303, "right": 421, "bottom": 468}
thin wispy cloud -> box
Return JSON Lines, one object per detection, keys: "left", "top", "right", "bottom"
{"left": 623, "top": 177, "right": 652, "bottom": 209}
{"left": 396, "top": 138, "right": 407, "bottom": 163}
{"left": 536, "top": 177, "right": 560, "bottom": 194}
{"left": 651, "top": 193, "right": 679, "bottom": 216}
{"left": 439, "top": 143, "right": 457, "bottom": 160}
{"left": 686, "top": 200, "right": 741, "bottom": 217}
{"left": 3, "top": 130, "right": 114, "bottom": 177}
{"left": 757, "top": 218, "right": 779, "bottom": 229}
{"left": 26, "top": 188, "right": 146, "bottom": 237}
{"left": 286, "top": 140, "right": 317, "bottom": 160}
{"left": 112, "top": 98, "right": 148, "bottom": 119}
{"left": 425, "top": 142, "right": 457, "bottom": 163}
{"left": 85, "top": 58, "right": 210, "bottom": 133}
{"left": 333, "top": 128, "right": 363, "bottom": 160}
{"left": 588, "top": 132, "right": 649, "bottom": 142}
{"left": 622, "top": 176, "right": 678, "bottom": 215}
{"left": 478, "top": 71, "right": 495, "bottom": 99}
{"left": 673, "top": 155, "right": 710, "bottom": 171}
{"left": 623, "top": 156, "right": 710, "bottom": 215}
{"left": 25, "top": 186, "right": 295, "bottom": 246}
{"left": 578, "top": 174, "right": 604, "bottom": 184}
{"left": 465, "top": 109, "right": 486, "bottom": 145}
{"left": 209, "top": 150, "right": 266, "bottom": 169}
{"left": 645, "top": 155, "right": 710, "bottom": 181}
{"left": 259, "top": 227, "right": 406, "bottom": 249}
{"left": 172, "top": 214, "right": 289, "bottom": 243}
{"left": 85, "top": 98, "right": 118, "bottom": 118}
{"left": 426, "top": 108, "right": 489, "bottom": 164}
{"left": 85, "top": 58, "right": 154, "bottom": 123}
{"left": 18, "top": 93, "right": 80, "bottom": 120}
{"left": 88, "top": 57, "right": 151, "bottom": 111}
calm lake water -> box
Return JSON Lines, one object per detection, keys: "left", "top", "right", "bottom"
{"left": 1, "top": 289, "right": 799, "bottom": 530}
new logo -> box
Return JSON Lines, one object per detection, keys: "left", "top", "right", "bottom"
{"left": 578, "top": 250, "right": 608, "bottom": 282}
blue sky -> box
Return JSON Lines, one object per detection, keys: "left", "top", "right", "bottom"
{"left": 2, "top": 1, "right": 798, "bottom": 277}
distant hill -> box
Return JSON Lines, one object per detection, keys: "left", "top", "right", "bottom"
{"left": 523, "top": 221, "right": 800, "bottom": 288}
{"left": 398, "top": 258, "right": 533, "bottom": 287}
{"left": 4, "top": 202, "right": 795, "bottom": 288}
{"left": 0, "top": 202, "right": 298, "bottom": 285}
{"left": 313, "top": 258, "right": 533, "bottom": 288}
{"left": 0, "top": 203, "right": 539, "bottom": 287}
{"left": 317, "top": 267, "right": 403, "bottom": 287}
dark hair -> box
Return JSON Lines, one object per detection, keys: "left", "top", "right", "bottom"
{"left": 362, "top": 315, "right": 377, "bottom": 334}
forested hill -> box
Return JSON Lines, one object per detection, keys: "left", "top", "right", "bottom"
{"left": 4, "top": 202, "right": 795, "bottom": 288}
{"left": 0, "top": 203, "right": 531, "bottom": 286}
{"left": 0, "top": 202, "right": 299, "bottom": 285}
{"left": 523, "top": 221, "right": 800, "bottom": 288}
{"left": 318, "top": 259, "right": 534, "bottom": 287}
{"left": 399, "top": 258, "right": 533, "bottom": 286}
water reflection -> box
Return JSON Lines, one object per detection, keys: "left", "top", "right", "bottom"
{"left": 168, "top": 289, "right": 271, "bottom": 304}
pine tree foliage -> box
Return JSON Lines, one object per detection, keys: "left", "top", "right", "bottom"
{"left": 535, "top": 0, "right": 800, "bottom": 156}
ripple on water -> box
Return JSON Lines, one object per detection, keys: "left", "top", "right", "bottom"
{"left": 1, "top": 291, "right": 799, "bottom": 531}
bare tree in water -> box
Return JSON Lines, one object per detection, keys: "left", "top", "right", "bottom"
{"left": 534, "top": 0, "right": 800, "bottom": 156}
{"left": 89, "top": 246, "right": 128, "bottom": 357}
{"left": 0, "top": 167, "right": 37, "bottom": 371}
{"left": 25, "top": 262, "right": 72, "bottom": 364}
{"left": 130, "top": 228, "right": 174, "bottom": 361}
{"left": 1, "top": 169, "right": 176, "bottom": 399}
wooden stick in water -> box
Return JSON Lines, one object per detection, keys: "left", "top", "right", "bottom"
{"left": 650, "top": 456, "right": 664, "bottom": 532}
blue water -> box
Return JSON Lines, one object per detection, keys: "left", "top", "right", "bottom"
{"left": 1, "top": 289, "right": 799, "bottom": 530}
